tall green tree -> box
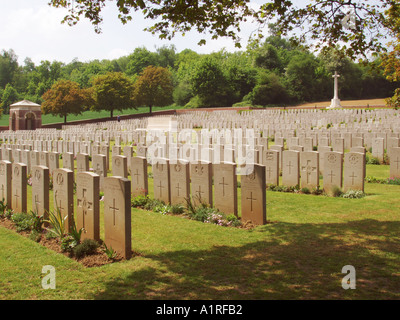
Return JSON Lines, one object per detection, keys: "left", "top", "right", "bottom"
{"left": 91, "top": 72, "right": 136, "bottom": 118}
{"left": 247, "top": 71, "right": 289, "bottom": 106}
{"left": 132, "top": 65, "right": 173, "bottom": 114}
{"left": 126, "top": 47, "right": 157, "bottom": 76}
{"left": 190, "top": 57, "right": 229, "bottom": 107}
{"left": 0, "top": 49, "right": 19, "bottom": 89}
{"left": 0, "top": 83, "right": 19, "bottom": 115}
{"left": 156, "top": 45, "right": 177, "bottom": 69}
{"left": 254, "top": 44, "right": 282, "bottom": 73}
{"left": 285, "top": 53, "right": 320, "bottom": 103}
{"left": 224, "top": 52, "right": 257, "bottom": 105}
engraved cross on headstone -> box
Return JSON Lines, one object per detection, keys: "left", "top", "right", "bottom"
{"left": 157, "top": 181, "right": 165, "bottom": 197}
{"left": 77, "top": 188, "right": 92, "bottom": 231}
{"left": 328, "top": 170, "right": 335, "bottom": 183}
{"left": 195, "top": 185, "right": 204, "bottom": 200}
{"left": 55, "top": 191, "right": 65, "bottom": 212}
{"left": 302, "top": 160, "right": 316, "bottom": 183}
{"left": 350, "top": 172, "right": 357, "bottom": 185}
{"left": 109, "top": 198, "right": 119, "bottom": 227}
{"left": 266, "top": 166, "right": 273, "bottom": 179}
{"left": 246, "top": 192, "right": 257, "bottom": 213}
{"left": 175, "top": 183, "right": 182, "bottom": 196}
{"left": 133, "top": 169, "right": 140, "bottom": 184}
{"left": 287, "top": 161, "right": 293, "bottom": 174}
{"left": 14, "top": 189, "right": 20, "bottom": 206}
{"left": 34, "top": 194, "right": 40, "bottom": 211}
{"left": 395, "top": 158, "right": 400, "bottom": 170}
{"left": 219, "top": 177, "right": 228, "bottom": 197}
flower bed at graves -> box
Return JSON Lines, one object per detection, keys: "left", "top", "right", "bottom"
{"left": 0, "top": 201, "right": 131, "bottom": 268}
{"left": 131, "top": 194, "right": 258, "bottom": 229}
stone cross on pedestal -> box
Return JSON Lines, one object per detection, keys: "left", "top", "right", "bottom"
{"left": 328, "top": 71, "right": 342, "bottom": 109}
{"left": 333, "top": 71, "right": 340, "bottom": 99}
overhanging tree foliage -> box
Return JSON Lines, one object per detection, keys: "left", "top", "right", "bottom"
{"left": 47, "top": 0, "right": 400, "bottom": 106}
{"left": 48, "top": 0, "right": 394, "bottom": 58}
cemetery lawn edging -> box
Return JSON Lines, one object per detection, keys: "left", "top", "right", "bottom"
{"left": 0, "top": 215, "right": 132, "bottom": 268}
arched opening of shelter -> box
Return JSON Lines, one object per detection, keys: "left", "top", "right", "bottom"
{"left": 25, "top": 112, "right": 36, "bottom": 130}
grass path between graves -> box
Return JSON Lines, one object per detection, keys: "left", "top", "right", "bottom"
{"left": 1, "top": 164, "right": 400, "bottom": 300}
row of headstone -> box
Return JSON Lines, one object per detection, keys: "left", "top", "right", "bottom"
{"left": 151, "top": 159, "right": 267, "bottom": 226}
{"left": 258, "top": 149, "right": 367, "bottom": 192}
{"left": 2, "top": 140, "right": 389, "bottom": 196}
{"left": 0, "top": 160, "right": 132, "bottom": 259}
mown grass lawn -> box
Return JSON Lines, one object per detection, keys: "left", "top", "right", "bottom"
{"left": 0, "top": 163, "right": 399, "bottom": 300}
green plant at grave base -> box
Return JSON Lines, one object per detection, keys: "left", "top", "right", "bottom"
{"left": 44, "top": 207, "right": 67, "bottom": 239}
{"left": 72, "top": 182, "right": 77, "bottom": 193}
{"left": 301, "top": 187, "right": 311, "bottom": 194}
{"left": 103, "top": 243, "right": 117, "bottom": 260}
{"left": 383, "top": 153, "right": 389, "bottom": 165}
{"left": 341, "top": 190, "right": 366, "bottom": 199}
{"left": 366, "top": 154, "right": 381, "bottom": 165}
{"left": 204, "top": 211, "right": 230, "bottom": 226}
{"left": 11, "top": 212, "right": 35, "bottom": 232}
{"left": 69, "top": 220, "right": 83, "bottom": 247}
{"left": 153, "top": 203, "right": 172, "bottom": 215}
{"left": 268, "top": 184, "right": 300, "bottom": 193}
{"left": 29, "top": 230, "right": 42, "bottom": 242}
{"left": 366, "top": 176, "right": 400, "bottom": 185}
{"left": 73, "top": 239, "right": 100, "bottom": 259}
{"left": 170, "top": 204, "right": 185, "bottom": 215}
{"left": 184, "top": 196, "right": 196, "bottom": 216}
{"left": 30, "top": 210, "right": 44, "bottom": 233}
{"left": 311, "top": 187, "right": 324, "bottom": 196}
{"left": 331, "top": 185, "right": 343, "bottom": 198}
{"left": 226, "top": 214, "right": 242, "bottom": 227}
{"left": 49, "top": 175, "right": 54, "bottom": 190}
{"left": 365, "top": 176, "right": 386, "bottom": 184}
{"left": 144, "top": 198, "right": 166, "bottom": 211}
{"left": 185, "top": 197, "right": 211, "bottom": 222}
{"left": 190, "top": 205, "right": 216, "bottom": 222}
{"left": 387, "top": 177, "right": 400, "bottom": 185}
{"left": 185, "top": 197, "right": 222, "bottom": 223}
{"left": 0, "top": 198, "right": 7, "bottom": 218}
{"left": 131, "top": 194, "right": 150, "bottom": 208}
{"left": 60, "top": 235, "right": 76, "bottom": 252}
{"left": 4, "top": 208, "right": 13, "bottom": 220}
{"left": 56, "top": 217, "right": 83, "bottom": 252}
{"left": 45, "top": 230, "right": 58, "bottom": 240}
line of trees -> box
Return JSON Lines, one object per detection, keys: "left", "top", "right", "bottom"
{"left": 0, "top": 33, "right": 397, "bottom": 122}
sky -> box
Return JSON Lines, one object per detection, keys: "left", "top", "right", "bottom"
{"left": 0, "top": 0, "right": 266, "bottom": 65}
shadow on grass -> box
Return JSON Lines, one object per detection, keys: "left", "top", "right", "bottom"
{"left": 91, "top": 219, "right": 400, "bottom": 300}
